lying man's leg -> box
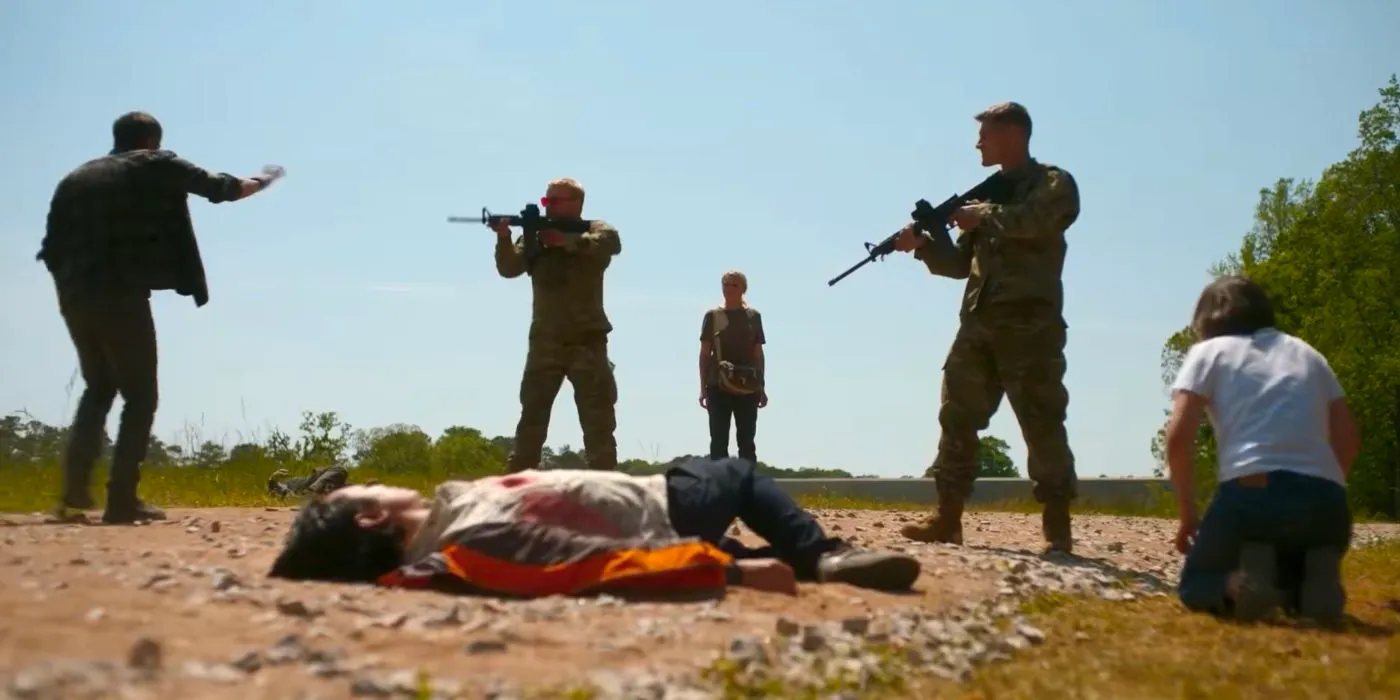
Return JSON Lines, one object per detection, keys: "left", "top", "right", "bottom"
{"left": 666, "top": 457, "right": 921, "bottom": 591}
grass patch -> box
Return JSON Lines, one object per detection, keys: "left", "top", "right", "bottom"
{"left": 672, "top": 539, "right": 1400, "bottom": 699}
{"left": 1, "top": 462, "right": 1182, "bottom": 518}
{"left": 947, "top": 538, "right": 1400, "bottom": 700}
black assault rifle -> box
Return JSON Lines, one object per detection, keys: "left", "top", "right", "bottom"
{"left": 826, "top": 172, "right": 1015, "bottom": 287}
{"left": 448, "top": 203, "right": 596, "bottom": 273}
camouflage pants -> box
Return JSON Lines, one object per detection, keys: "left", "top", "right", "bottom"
{"left": 931, "top": 309, "right": 1077, "bottom": 504}
{"left": 508, "top": 337, "right": 618, "bottom": 472}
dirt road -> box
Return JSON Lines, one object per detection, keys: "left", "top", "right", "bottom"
{"left": 3, "top": 508, "right": 1395, "bottom": 699}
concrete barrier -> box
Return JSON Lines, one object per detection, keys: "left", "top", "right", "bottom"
{"left": 773, "top": 477, "right": 1173, "bottom": 510}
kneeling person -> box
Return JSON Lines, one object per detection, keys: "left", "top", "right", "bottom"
{"left": 268, "top": 457, "right": 921, "bottom": 597}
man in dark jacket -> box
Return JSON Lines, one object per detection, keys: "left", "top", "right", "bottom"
{"left": 37, "top": 111, "right": 285, "bottom": 524}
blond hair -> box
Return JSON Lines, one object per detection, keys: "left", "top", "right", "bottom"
{"left": 721, "top": 270, "right": 749, "bottom": 307}
{"left": 547, "top": 177, "right": 585, "bottom": 200}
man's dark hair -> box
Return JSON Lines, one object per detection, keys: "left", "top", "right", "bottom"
{"left": 112, "top": 111, "right": 162, "bottom": 153}
{"left": 1190, "top": 275, "right": 1277, "bottom": 340}
{"left": 267, "top": 498, "right": 406, "bottom": 583}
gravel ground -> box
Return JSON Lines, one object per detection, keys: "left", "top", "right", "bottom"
{"left": 2, "top": 508, "right": 1397, "bottom": 699}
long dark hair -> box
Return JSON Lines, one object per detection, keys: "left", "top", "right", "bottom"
{"left": 1190, "top": 275, "right": 1277, "bottom": 340}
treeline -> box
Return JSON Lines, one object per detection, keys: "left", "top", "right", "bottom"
{"left": 1150, "top": 75, "right": 1400, "bottom": 518}
{"left": 0, "top": 409, "right": 868, "bottom": 479}
{"left": 0, "top": 409, "right": 1029, "bottom": 481}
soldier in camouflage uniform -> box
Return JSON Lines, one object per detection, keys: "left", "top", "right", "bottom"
{"left": 892, "top": 102, "right": 1081, "bottom": 553}
{"left": 492, "top": 178, "right": 622, "bottom": 472}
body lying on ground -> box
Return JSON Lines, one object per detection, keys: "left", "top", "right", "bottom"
{"left": 266, "top": 465, "right": 351, "bottom": 499}
{"left": 267, "top": 457, "right": 922, "bottom": 598}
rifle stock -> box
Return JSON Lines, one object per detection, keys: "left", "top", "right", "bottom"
{"left": 827, "top": 172, "right": 1013, "bottom": 287}
{"left": 448, "top": 204, "right": 596, "bottom": 273}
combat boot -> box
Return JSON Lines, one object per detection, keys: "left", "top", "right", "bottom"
{"left": 1042, "top": 500, "right": 1073, "bottom": 553}
{"left": 900, "top": 495, "right": 964, "bottom": 545}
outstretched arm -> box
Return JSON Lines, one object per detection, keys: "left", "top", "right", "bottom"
{"left": 158, "top": 153, "right": 282, "bottom": 203}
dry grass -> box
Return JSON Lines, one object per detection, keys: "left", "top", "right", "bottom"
{"left": 0, "top": 462, "right": 1180, "bottom": 519}
{"left": 932, "top": 538, "right": 1400, "bottom": 700}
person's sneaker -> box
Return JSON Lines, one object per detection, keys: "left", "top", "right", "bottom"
{"left": 817, "top": 547, "right": 922, "bottom": 592}
{"left": 1042, "top": 501, "right": 1074, "bottom": 554}
{"left": 1229, "top": 542, "right": 1282, "bottom": 622}
{"left": 1298, "top": 546, "right": 1346, "bottom": 625}
{"left": 101, "top": 500, "right": 168, "bottom": 525}
{"left": 49, "top": 491, "right": 97, "bottom": 523}
{"left": 50, "top": 504, "right": 91, "bottom": 524}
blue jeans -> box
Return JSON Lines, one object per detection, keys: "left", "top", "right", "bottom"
{"left": 1178, "top": 470, "right": 1352, "bottom": 615}
{"left": 665, "top": 457, "right": 844, "bottom": 580}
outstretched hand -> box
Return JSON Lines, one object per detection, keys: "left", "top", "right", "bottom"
{"left": 260, "top": 164, "right": 286, "bottom": 184}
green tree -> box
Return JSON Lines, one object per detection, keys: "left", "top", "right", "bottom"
{"left": 1150, "top": 74, "right": 1400, "bottom": 517}
{"left": 977, "top": 436, "right": 1019, "bottom": 478}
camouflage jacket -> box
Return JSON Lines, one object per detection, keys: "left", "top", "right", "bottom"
{"left": 915, "top": 159, "right": 1079, "bottom": 319}
{"left": 495, "top": 220, "right": 622, "bottom": 341}
{"left": 37, "top": 149, "right": 243, "bottom": 306}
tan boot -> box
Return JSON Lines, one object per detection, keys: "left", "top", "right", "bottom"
{"left": 901, "top": 496, "right": 964, "bottom": 544}
{"left": 1042, "top": 500, "right": 1073, "bottom": 553}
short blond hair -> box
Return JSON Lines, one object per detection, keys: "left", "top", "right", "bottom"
{"left": 547, "top": 177, "right": 585, "bottom": 199}
{"left": 975, "top": 101, "right": 1033, "bottom": 138}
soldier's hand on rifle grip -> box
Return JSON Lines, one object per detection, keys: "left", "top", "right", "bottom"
{"left": 893, "top": 224, "right": 925, "bottom": 253}
{"left": 540, "top": 229, "right": 567, "bottom": 248}
{"left": 489, "top": 220, "right": 512, "bottom": 237}
{"left": 949, "top": 202, "right": 986, "bottom": 231}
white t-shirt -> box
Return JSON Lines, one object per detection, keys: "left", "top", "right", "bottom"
{"left": 1171, "top": 328, "right": 1346, "bottom": 487}
{"left": 403, "top": 469, "right": 678, "bottom": 564}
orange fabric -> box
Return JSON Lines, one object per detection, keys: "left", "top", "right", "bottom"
{"left": 434, "top": 540, "right": 732, "bottom": 597}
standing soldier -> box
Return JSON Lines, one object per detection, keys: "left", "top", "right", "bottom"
{"left": 492, "top": 178, "right": 622, "bottom": 472}
{"left": 892, "top": 102, "right": 1081, "bottom": 553}
{"left": 698, "top": 270, "right": 768, "bottom": 463}
{"left": 37, "top": 111, "right": 285, "bottom": 524}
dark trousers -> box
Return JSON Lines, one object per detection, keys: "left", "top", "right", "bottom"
{"left": 665, "top": 457, "right": 843, "bottom": 580}
{"left": 706, "top": 386, "right": 759, "bottom": 462}
{"left": 1178, "top": 470, "right": 1353, "bottom": 615}
{"left": 56, "top": 287, "right": 159, "bottom": 508}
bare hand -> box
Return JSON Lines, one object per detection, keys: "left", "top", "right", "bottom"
{"left": 758, "top": 392, "right": 768, "bottom": 409}
{"left": 489, "top": 220, "right": 512, "bottom": 237}
{"left": 737, "top": 559, "right": 797, "bottom": 595}
{"left": 699, "top": 390, "right": 708, "bottom": 409}
{"left": 892, "top": 224, "right": 923, "bottom": 253}
{"left": 1175, "top": 515, "right": 1198, "bottom": 555}
{"left": 260, "top": 164, "right": 286, "bottom": 182}
{"left": 948, "top": 203, "right": 986, "bottom": 231}
{"left": 540, "top": 229, "right": 567, "bottom": 247}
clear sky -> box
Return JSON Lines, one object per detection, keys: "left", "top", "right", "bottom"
{"left": 1, "top": 1, "right": 1396, "bottom": 477}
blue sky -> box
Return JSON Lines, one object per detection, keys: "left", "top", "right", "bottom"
{"left": 1, "top": 1, "right": 1396, "bottom": 476}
